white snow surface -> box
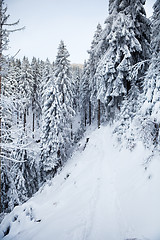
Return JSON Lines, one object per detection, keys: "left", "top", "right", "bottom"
{"left": 1, "top": 126, "right": 160, "bottom": 240}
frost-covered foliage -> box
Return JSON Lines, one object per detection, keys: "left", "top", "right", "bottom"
{"left": 141, "top": 0, "right": 160, "bottom": 120}
{"left": 88, "top": 24, "right": 103, "bottom": 122}
{"left": 54, "top": 41, "right": 75, "bottom": 156}
{"left": 113, "top": 84, "right": 142, "bottom": 150}
{"left": 138, "top": 0, "right": 160, "bottom": 148}
{"left": 79, "top": 61, "right": 90, "bottom": 130}
{"left": 1, "top": 58, "right": 42, "bottom": 214}
{"left": 78, "top": 25, "right": 103, "bottom": 129}
{"left": 40, "top": 41, "right": 75, "bottom": 180}
{"left": 1, "top": 0, "right": 160, "bottom": 222}
{"left": 95, "top": 0, "right": 150, "bottom": 120}
{"left": 151, "top": 0, "right": 160, "bottom": 54}
{"left": 40, "top": 61, "right": 61, "bottom": 179}
{"left": 113, "top": 0, "right": 160, "bottom": 151}
{"left": 71, "top": 64, "right": 82, "bottom": 113}
{"left": 31, "top": 57, "right": 42, "bottom": 126}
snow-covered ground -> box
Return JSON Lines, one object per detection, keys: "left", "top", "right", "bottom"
{"left": 1, "top": 126, "right": 160, "bottom": 240}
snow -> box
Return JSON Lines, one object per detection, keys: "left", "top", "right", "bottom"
{"left": 1, "top": 125, "right": 160, "bottom": 240}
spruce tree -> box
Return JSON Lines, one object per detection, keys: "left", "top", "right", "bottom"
{"left": 88, "top": 24, "right": 103, "bottom": 123}
{"left": 141, "top": 0, "right": 160, "bottom": 120}
{"left": 140, "top": 0, "right": 160, "bottom": 147}
{"left": 79, "top": 61, "right": 90, "bottom": 130}
{"left": 40, "top": 63, "right": 61, "bottom": 179}
{"left": 41, "top": 41, "right": 74, "bottom": 180}
{"left": 54, "top": 41, "right": 75, "bottom": 158}
{"left": 41, "top": 59, "right": 52, "bottom": 107}
{"left": 95, "top": 0, "right": 151, "bottom": 120}
{"left": 71, "top": 64, "right": 82, "bottom": 113}
{"left": 31, "top": 57, "right": 42, "bottom": 135}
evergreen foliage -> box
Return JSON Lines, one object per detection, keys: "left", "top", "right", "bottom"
{"left": 40, "top": 41, "right": 74, "bottom": 180}
{"left": 95, "top": 0, "right": 151, "bottom": 120}
{"left": 1, "top": 0, "right": 160, "bottom": 218}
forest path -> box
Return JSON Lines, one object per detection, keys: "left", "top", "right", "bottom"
{"left": 1, "top": 126, "right": 160, "bottom": 240}
{"left": 81, "top": 127, "right": 129, "bottom": 240}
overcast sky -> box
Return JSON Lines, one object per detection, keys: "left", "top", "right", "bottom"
{"left": 5, "top": 0, "right": 155, "bottom": 64}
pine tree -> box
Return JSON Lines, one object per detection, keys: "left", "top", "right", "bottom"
{"left": 31, "top": 57, "right": 42, "bottom": 135}
{"left": 79, "top": 61, "right": 90, "bottom": 130}
{"left": 41, "top": 59, "right": 52, "bottom": 107}
{"left": 54, "top": 41, "right": 75, "bottom": 158}
{"left": 19, "top": 57, "right": 33, "bottom": 103}
{"left": 41, "top": 40, "right": 75, "bottom": 180}
{"left": 71, "top": 64, "right": 82, "bottom": 113}
{"left": 40, "top": 63, "right": 61, "bottom": 179}
{"left": 95, "top": 0, "right": 151, "bottom": 120}
{"left": 140, "top": 0, "right": 160, "bottom": 147}
{"left": 88, "top": 24, "right": 103, "bottom": 123}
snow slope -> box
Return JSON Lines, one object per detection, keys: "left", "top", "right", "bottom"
{"left": 1, "top": 126, "right": 160, "bottom": 240}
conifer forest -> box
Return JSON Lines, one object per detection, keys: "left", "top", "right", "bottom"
{"left": 0, "top": 0, "right": 160, "bottom": 239}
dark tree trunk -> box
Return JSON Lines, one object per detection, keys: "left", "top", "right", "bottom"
{"left": 84, "top": 110, "right": 87, "bottom": 127}
{"left": 24, "top": 109, "right": 26, "bottom": 132}
{"left": 32, "top": 112, "right": 35, "bottom": 139}
{"left": 27, "top": 107, "right": 29, "bottom": 116}
{"left": 98, "top": 99, "right": 101, "bottom": 129}
{"left": 89, "top": 101, "right": 91, "bottom": 126}
{"left": 71, "top": 123, "right": 73, "bottom": 140}
{"left": 17, "top": 109, "right": 19, "bottom": 125}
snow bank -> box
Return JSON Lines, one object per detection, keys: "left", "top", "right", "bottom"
{"left": 0, "top": 126, "right": 160, "bottom": 240}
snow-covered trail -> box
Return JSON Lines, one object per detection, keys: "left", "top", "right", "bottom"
{"left": 87, "top": 132, "right": 128, "bottom": 240}
{"left": 1, "top": 126, "right": 160, "bottom": 240}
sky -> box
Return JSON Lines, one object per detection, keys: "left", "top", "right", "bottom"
{"left": 5, "top": 0, "right": 155, "bottom": 64}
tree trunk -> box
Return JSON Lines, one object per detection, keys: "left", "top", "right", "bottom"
{"left": 27, "top": 107, "right": 29, "bottom": 116}
{"left": 89, "top": 100, "right": 91, "bottom": 126}
{"left": 71, "top": 123, "right": 73, "bottom": 140}
{"left": 98, "top": 99, "right": 100, "bottom": 129}
{"left": 84, "top": 110, "right": 87, "bottom": 127}
{"left": 24, "top": 109, "right": 26, "bottom": 132}
{"left": 32, "top": 112, "right": 35, "bottom": 139}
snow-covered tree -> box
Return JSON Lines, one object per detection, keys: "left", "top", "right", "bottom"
{"left": 0, "top": 0, "right": 24, "bottom": 214}
{"left": 88, "top": 24, "right": 103, "bottom": 123}
{"left": 1, "top": 57, "right": 41, "bottom": 213}
{"left": 40, "top": 63, "right": 61, "bottom": 179}
{"left": 79, "top": 61, "right": 90, "bottom": 130}
{"left": 140, "top": 0, "right": 160, "bottom": 147}
{"left": 95, "top": 0, "right": 151, "bottom": 120}
{"left": 41, "top": 42, "right": 74, "bottom": 179}
{"left": 150, "top": 0, "right": 160, "bottom": 55}
{"left": 19, "top": 57, "right": 33, "bottom": 103}
{"left": 54, "top": 41, "right": 75, "bottom": 158}
{"left": 31, "top": 57, "right": 42, "bottom": 134}
{"left": 71, "top": 64, "right": 82, "bottom": 113}
{"left": 41, "top": 59, "right": 52, "bottom": 107}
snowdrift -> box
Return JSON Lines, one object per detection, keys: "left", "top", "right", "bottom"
{"left": 1, "top": 126, "right": 160, "bottom": 240}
